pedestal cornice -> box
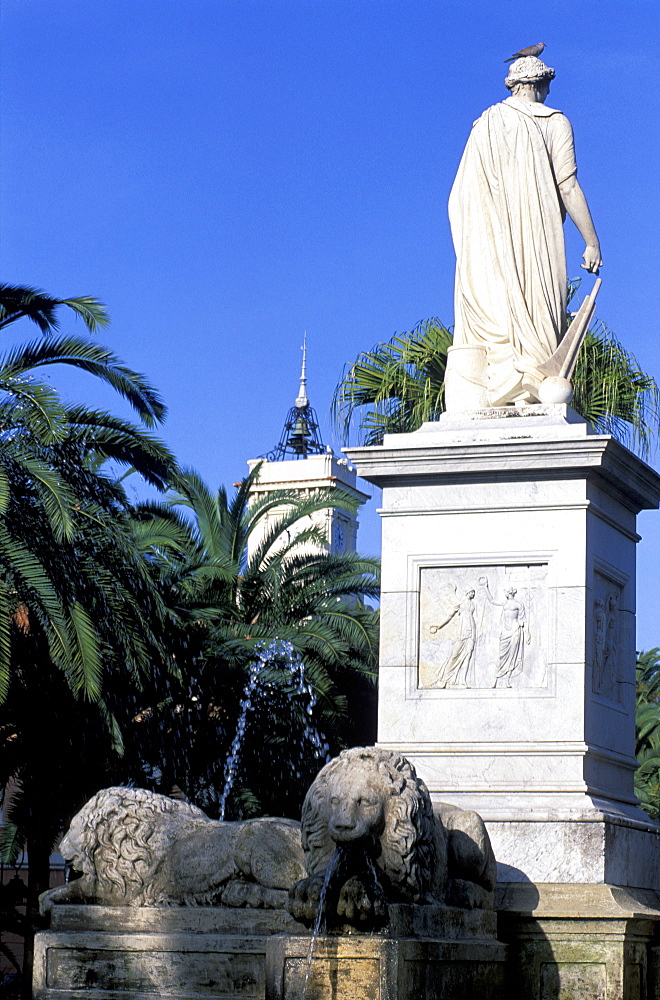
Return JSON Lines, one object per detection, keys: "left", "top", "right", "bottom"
{"left": 345, "top": 435, "right": 660, "bottom": 514}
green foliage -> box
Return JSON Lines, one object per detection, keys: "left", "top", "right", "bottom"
{"left": 332, "top": 318, "right": 453, "bottom": 446}
{"left": 572, "top": 323, "right": 660, "bottom": 457}
{"left": 0, "top": 288, "right": 177, "bottom": 712}
{"left": 120, "top": 466, "right": 380, "bottom": 819}
{"left": 1, "top": 334, "right": 166, "bottom": 427}
{"left": 0, "top": 283, "right": 109, "bottom": 334}
{"left": 0, "top": 287, "right": 179, "bottom": 876}
{"left": 635, "top": 648, "right": 660, "bottom": 821}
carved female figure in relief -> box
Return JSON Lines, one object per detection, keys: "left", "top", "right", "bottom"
{"left": 593, "top": 598, "right": 606, "bottom": 692}
{"left": 429, "top": 587, "right": 477, "bottom": 688}
{"left": 602, "top": 592, "right": 620, "bottom": 699}
{"left": 593, "top": 589, "right": 620, "bottom": 699}
{"left": 481, "top": 580, "right": 530, "bottom": 688}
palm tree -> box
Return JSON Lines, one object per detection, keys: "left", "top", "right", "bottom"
{"left": 0, "top": 287, "right": 175, "bottom": 703}
{"left": 571, "top": 319, "right": 660, "bottom": 456}
{"left": 635, "top": 648, "right": 660, "bottom": 821}
{"left": 333, "top": 286, "right": 660, "bottom": 456}
{"left": 0, "top": 285, "right": 179, "bottom": 995}
{"left": 122, "top": 466, "right": 380, "bottom": 818}
{"left": 332, "top": 318, "right": 453, "bottom": 445}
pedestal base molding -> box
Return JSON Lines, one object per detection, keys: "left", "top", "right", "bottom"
{"left": 495, "top": 882, "right": 660, "bottom": 1000}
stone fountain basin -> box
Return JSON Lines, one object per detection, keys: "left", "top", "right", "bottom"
{"left": 34, "top": 903, "right": 506, "bottom": 1000}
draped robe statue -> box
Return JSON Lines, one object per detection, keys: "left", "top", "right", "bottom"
{"left": 447, "top": 57, "right": 601, "bottom": 408}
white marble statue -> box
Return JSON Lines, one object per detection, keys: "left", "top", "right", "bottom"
{"left": 447, "top": 56, "right": 601, "bottom": 408}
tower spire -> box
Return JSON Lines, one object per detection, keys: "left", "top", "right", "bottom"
{"left": 262, "top": 334, "right": 326, "bottom": 461}
{"left": 295, "top": 332, "right": 309, "bottom": 408}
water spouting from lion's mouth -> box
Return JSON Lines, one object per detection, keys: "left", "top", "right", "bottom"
{"left": 298, "top": 843, "right": 390, "bottom": 999}
{"left": 300, "top": 849, "right": 341, "bottom": 1000}
{"left": 64, "top": 862, "right": 79, "bottom": 885}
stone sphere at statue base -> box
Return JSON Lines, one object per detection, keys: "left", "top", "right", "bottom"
{"left": 537, "top": 376, "right": 574, "bottom": 404}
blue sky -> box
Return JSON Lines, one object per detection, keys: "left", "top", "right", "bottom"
{"left": 1, "top": 0, "right": 658, "bottom": 646}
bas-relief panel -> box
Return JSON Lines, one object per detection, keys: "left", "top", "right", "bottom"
{"left": 418, "top": 565, "right": 547, "bottom": 690}
{"left": 591, "top": 572, "right": 623, "bottom": 703}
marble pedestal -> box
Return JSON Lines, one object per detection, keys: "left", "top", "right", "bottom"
{"left": 346, "top": 405, "right": 660, "bottom": 888}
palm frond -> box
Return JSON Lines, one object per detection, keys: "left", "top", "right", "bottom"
{"left": 61, "top": 407, "right": 177, "bottom": 489}
{"left": 0, "top": 284, "right": 109, "bottom": 334}
{"left": 130, "top": 513, "right": 199, "bottom": 555}
{"left": 0, "top": 377, "right": 66, "bottom": 441}
{"left": 0, "top": 582, "right": 12, "bottom": 702}
{"left": 167, "top": 469, "right": 225, "bottom": 557}
{"left": 572, "top": 322, "right": 660, "bottom": 457}
{"left": 332, "top": 318, "right": 452, "bottom": 445}
{"left": 0, "top": 335, "right": 165, "bottom": 426}
{"left": 0, "top": 821, "right": 24, "bottom": 865}
{"left": 635, "top": 649, "right": 660, "bottom": 821}
{"left": 9, "top": 454, "right": 76, "bottom": 541}
{"left": 0, "top": 467, "right": 10, "bottom": 516}
{"left": 68, "top": 602, "right": 103, "bottom": 701}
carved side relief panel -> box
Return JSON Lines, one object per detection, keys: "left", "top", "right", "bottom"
{"left": 592, "top": 573, "right": 623, "bottom": 702}
{"left": 418, "top": 564, "right": 548, "bottom": 690}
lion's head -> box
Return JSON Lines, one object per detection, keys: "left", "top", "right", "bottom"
{"left": 60, "top": 787, "right": 208, "bottom": 905}
{"left": 300, "top": 747, "right": 446, "bottom": 903}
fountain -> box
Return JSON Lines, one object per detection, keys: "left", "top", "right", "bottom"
{"left": 34, "top": 748, "right": 506, "bottom": 1000}
{"left": 218, "top": 639, "right": 330, "bottom": 820}
{"left": 269, "top": 747, "right": 506, "bottom": 999}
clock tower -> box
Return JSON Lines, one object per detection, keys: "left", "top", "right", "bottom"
{"left": 246, "top": 337, "right": 369, "bottom": 559}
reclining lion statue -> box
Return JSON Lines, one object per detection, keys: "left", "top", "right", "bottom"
{"left": 287, "top": 747, "right": 496, "bottom": 928}
{"left": 39, "top": 786, "right": 305, "bottom": 913}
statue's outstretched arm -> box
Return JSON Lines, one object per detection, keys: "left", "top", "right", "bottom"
{"left": 478, "top": 578, "right": 500, "bottom": 606}
{"left": 558, "top": 174, "right": 602, "bottom": 273}
{"left": 430, "top": 606, "right": 458, "bottom": 634}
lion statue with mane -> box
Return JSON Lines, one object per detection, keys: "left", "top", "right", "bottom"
{"left": 287, "top": 747, "right": 496, "bottom": 928}
{"left": 39, "top": 786, "right": 305, "bottom": 914}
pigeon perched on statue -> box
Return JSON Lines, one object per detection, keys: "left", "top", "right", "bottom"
{"left": 504, "top": 42, "right": 546, "bottom": 63}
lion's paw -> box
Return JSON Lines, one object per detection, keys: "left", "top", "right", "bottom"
{"left": 337, "top": 875, "right": 388, "bottom": 929}
{"left": 39, "top": 885, "right": 67, "bottom": 917}
{"left": 287, "top": 874, "right": 326, "bottom": 926}
{"left": 221, "top": 880, "right": 288, "bottom": 909}
{"left": 39, "top": 876, "right": 97, "bottom": 917}
{"left": 444, "top": 877, "right": 494, "bottom": 910}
